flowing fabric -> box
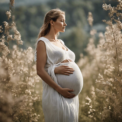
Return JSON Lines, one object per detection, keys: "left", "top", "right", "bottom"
{"left": 34, "top": 37, "right": 83, "bottom": 122}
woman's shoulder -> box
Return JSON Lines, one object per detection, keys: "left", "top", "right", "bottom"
{"left": 59, "top": 39, "right": 65, "bottom": 45}
{"left": 37, "top": 37, "right": 49, "bottom": 44}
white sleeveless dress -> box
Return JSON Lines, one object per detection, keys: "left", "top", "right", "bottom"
{"left": 34, "top": 37, "right": 83, "bottom": 122}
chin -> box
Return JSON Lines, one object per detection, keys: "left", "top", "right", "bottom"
{"left": 59, "top": 29, "right": 65, "bottom": 33}
{"left": 62, "top": 29, "right": 65, "bottom": 32}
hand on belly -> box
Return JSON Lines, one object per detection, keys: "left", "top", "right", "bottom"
{"left": 55, "top": 59, "right": 75, "bottom": 75}
{"left": 55, "top": 61, "right": 83, "bottom": 96}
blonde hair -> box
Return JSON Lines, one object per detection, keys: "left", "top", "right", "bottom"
{"left": 37, "top": 8, "right": 65, "bottom": 39}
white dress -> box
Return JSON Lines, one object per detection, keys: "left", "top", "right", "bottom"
{"left": 34, "top": 37, "right": 83, "bottom": 122}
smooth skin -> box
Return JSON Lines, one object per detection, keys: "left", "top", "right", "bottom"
{"left": 36, "top": 14, "right": 76, "bottom": 98}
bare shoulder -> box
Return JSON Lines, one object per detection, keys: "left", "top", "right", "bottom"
{"left": 37, "top": 40, "right": 46, "bottom": 51}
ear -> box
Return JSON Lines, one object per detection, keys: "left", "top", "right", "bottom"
{"left": 50, "top": 19, "right": 53, "bottom": 26}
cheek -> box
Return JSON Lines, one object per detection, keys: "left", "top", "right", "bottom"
{"left": 56, "top": 22, "right": 63, "bottom": 27}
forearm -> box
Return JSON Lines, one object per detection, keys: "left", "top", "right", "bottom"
{"left": 38, "top": 69, "right": 61, "bottom": 93}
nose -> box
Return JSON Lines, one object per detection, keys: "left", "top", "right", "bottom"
{"left": 64, "top": 22, "right": 67, "bottom": 26}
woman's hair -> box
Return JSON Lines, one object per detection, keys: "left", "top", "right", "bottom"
{"left": 37, "top": 8, "right": 65, "bottom": 39}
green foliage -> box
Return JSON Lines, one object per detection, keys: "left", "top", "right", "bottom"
{"left": 0, "top": 0, "right": 111, "bottom": 62}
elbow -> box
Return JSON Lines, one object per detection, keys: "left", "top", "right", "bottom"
{"left": 37, "top": 69, "right": 45, "bottom": 76}
{"left": 37, "top": 72, "right": 42, "bottom": 77}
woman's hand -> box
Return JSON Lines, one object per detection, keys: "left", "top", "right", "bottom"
{"left": 54, "top": 59, "right": 74, "bottom": 75}
{"left": 58, "top": 87, "right": 76, "bottom": 98}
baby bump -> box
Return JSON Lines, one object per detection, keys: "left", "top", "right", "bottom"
{"left": 55, "top": 62, "right": 83, "bottom": 95}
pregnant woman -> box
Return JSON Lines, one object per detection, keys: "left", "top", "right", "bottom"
{"left": 35, "top": 8, "right": 83, "bottom": 122}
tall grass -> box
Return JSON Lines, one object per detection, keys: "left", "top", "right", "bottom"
{"left": 1, "top": 0, "right": 122, "bottom": 122}
{"left": 0, "top": 1, "right": 44, "bottom": 122}
{"left": 78, "top": 0, "right": 122, "bottom": 121}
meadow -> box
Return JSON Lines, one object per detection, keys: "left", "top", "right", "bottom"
{"left": 0, "top": 0, "right": 122, "bottom": 122}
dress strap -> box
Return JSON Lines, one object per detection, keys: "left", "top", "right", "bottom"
{"left": 59, "top": 39, "right": 65, "bottom": 45}
{"left": 34, "top": 37, "right": 53, "bottom": 63}
{"left": 37, "top": 37, "right": 48, "bottom": 43}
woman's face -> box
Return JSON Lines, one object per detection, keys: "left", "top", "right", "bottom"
{"left": 52, "top": 14, "right": 67, "bottom": 32}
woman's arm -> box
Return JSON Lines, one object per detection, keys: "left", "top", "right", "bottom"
{"left": 54, "top": 59, "right": 74, "bottom": 75}
{"left": 36, "top": 40, "right": 61, "bottom": 93}
{"left": 36, "top": 40, "right": 75, "bottom": 98}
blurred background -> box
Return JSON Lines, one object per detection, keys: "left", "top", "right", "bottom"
{"left": 0, "top": 0, "right": 119, "bottom": 122}
{"left": 0, "top": 0, "right": 113, "bottom": 62}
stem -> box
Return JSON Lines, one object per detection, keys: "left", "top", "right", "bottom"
{"left": 110, "top": 19, "right": 120, "bottom": 75}
{"left": 28, "top": 113, "right": 29, "bottom": 122}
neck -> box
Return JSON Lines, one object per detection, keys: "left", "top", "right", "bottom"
{"left": 45, "top": 35, "right": 58, "bottom": 42}
{"left": 45, "top": 26, "right": 59, "bottom": 41}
